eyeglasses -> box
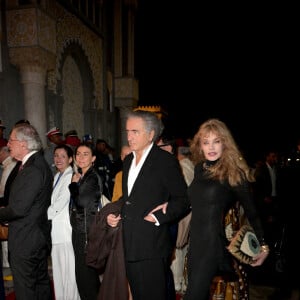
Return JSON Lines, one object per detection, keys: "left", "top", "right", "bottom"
{"left": 8, "top": 138, "right": 21, "bottom": 143}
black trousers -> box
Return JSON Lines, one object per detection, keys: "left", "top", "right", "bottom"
{"left": 10, "top": 246, "right": 52, "bottom": 300}
{"left": 126, "top": 257, "right": 174, "bottom": 300}
{"left": 72, "top": 230, "right": 100, "bottom": 300}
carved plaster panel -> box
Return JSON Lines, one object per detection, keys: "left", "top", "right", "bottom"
{"left": 6, "top": 8, "right": 55, "bottom": 53}
{"left": 7, "top": 9, "right": 38, "bottom": 47}
{"left": 9, "top": 46, "right": 55, "bottom": 70}
{"left": 48, "top": 4, "right": 103, "bottom": 109}
{"left": 37, "top": 9, "right": 56, "bottom": 54}
{"left": 6, "top": 6, "right": 56, "bottom": 74}
{"left": 115, "top": 77, "right": 139, "bottom": 100}
{"left": 62, "top": 56, "right": 84, "bottom": 137}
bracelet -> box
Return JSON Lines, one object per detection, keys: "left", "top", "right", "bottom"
{"left": 261, "top": 244, "right": 270, "bottom": 253}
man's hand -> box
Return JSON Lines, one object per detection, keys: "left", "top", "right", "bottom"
{"left": 144, "top": 202, "right": 168, "bottom": 223}
{"left": 107, "top": 213, "right": 121, "bottom": 227}
{"left": 149, "top": 202, "right": 168, "bottom": 214}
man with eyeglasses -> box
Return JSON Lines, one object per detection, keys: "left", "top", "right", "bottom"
{"left": 0, "top": 123, "right": 53, "bottom": 299}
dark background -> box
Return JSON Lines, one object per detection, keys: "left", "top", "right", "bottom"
{"left": 135, "top": 2, "right": 299, "bottom": 164}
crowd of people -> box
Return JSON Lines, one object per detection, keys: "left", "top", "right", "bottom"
{"left": 0, "top": 113, "right": 299, "bottom": 300}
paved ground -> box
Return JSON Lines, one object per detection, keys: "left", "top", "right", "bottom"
{"left": 3, "top": 264, "right": 297, "bottom": 300}
{"left": 2, "top": 271, "right": 280, "bottom": 300}
{"left": 3, "top": 267, "right": 14, "bottom": 297}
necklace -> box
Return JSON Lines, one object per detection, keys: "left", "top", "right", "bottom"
{"left": 203, "top": 159, "right": 219, "bottom": 170}
{"left": 203, "top": 162, "right": 210, "bottom": 170}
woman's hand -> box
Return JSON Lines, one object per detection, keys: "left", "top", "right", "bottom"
{"left": 72, "top": 172, "right": 81, "bottom": 183}
{"left": 107, "top": 213, "right": 121, "bottom": 227}
{"left": 250, "top": 249, "right": 269, "bottom": 267}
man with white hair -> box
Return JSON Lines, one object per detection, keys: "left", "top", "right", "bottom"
{"left": 0, "top": 123, "right": 53, "bottom": 299}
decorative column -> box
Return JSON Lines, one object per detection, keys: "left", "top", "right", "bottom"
{"left": 8, "top": 47, "right": 55, "bottom": 146}
{"left": 125, "top": 0, "right": 137, "bottom": 76}
{"left": 20, "top": 65, "right": 47, "bottom": 145}
{"left": 6, "top": 6, "right": 56, "bottom": 146}
{"left": 114, "top": 0, "right": 122, "bottom": 77}
{"left": 114, "top": 0, "right": 139, "bottom": 146}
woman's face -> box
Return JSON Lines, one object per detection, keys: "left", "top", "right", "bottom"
{"left": 75, "top": 145, "right": 95, "bottom": 171}
{"left": 200, "top": 131, "right": 223, "bottom": 161}
{"left": 54, "top": 148, "right": 72, "bottom": 172}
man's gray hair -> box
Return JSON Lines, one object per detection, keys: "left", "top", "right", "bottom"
{"left": 14, "top": 124, "right": 43, "bottom": 151}
{"left": 127, "top": 110, "right": 164, "bottom": 142}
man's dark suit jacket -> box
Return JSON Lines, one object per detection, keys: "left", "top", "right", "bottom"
{"left": 253, "top": 163, "right": 279, "bottom": 224}
{"left": 121, "top": 144, "right": 190, "bottom": 261}
{"left": 0, "top": 151, "right": 53, "bottom": 256}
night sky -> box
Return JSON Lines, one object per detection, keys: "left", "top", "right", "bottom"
{"left": 135, "top": 2, "right": 299, "bottom": 164}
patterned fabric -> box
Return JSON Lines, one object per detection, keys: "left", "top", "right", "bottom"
{"left": 210, "top": 202, "right": 249, "bottom": 300}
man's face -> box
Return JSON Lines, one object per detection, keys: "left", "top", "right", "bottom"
{"left": 49, "top": 134, "right": 63, "bottom": 145}
{"left": 126, "top": 117, "right": 154, "bottom": 153}
{"left": 7, "top": 129, "right": 26, "bottom": 161}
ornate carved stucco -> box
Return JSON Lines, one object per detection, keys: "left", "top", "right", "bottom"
{"left": 38, "top": 9, "right": 56, "bottom": 54}
{"left": 62, "top": 56, "right": 84, "bottom": 137}
{"left": 7, "top": 7, "right": 56, "bottom": 70}
{"left": 6, "top": 8, "right": 56, "bottom": 53}
{"left": 9, "top": 47, "right": 56, "bottom": 71}
{"left": 7, "top": 9, "right": 38, "bottom": 47}
{"left": 48, "top": 5, "right": 103, "bottom": 109}
{"left": 115, "top": 77, "right": 139, "bottom": 100}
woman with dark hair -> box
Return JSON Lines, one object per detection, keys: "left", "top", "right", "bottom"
{"left": 47, "top": 144, "right": 80, "bottom": 300}
{"left": 69, "top": 142, "right": 102, "bottom": 300}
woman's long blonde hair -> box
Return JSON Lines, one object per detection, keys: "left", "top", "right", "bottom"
{"left": 189, "top": 118, "right": 254, "bottom": 186}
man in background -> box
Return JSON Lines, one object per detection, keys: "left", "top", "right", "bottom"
{"left": 0, "top": 143, "right": 16, "bottom": 300}
{"left": 44, "top": 127, "right": 65, "bottom": 175}
{"left": 0, "top": 121, "right": 7, "bottom": 148}
{"left": 171, "top": 146, "right": 194, "bottom": 294}
{"left": 0, "top": 144, "right": 17, "bottom": 273}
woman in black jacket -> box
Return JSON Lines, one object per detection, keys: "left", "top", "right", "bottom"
{"left": 69, "top": 142, "right": 102, "bottom": 300}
